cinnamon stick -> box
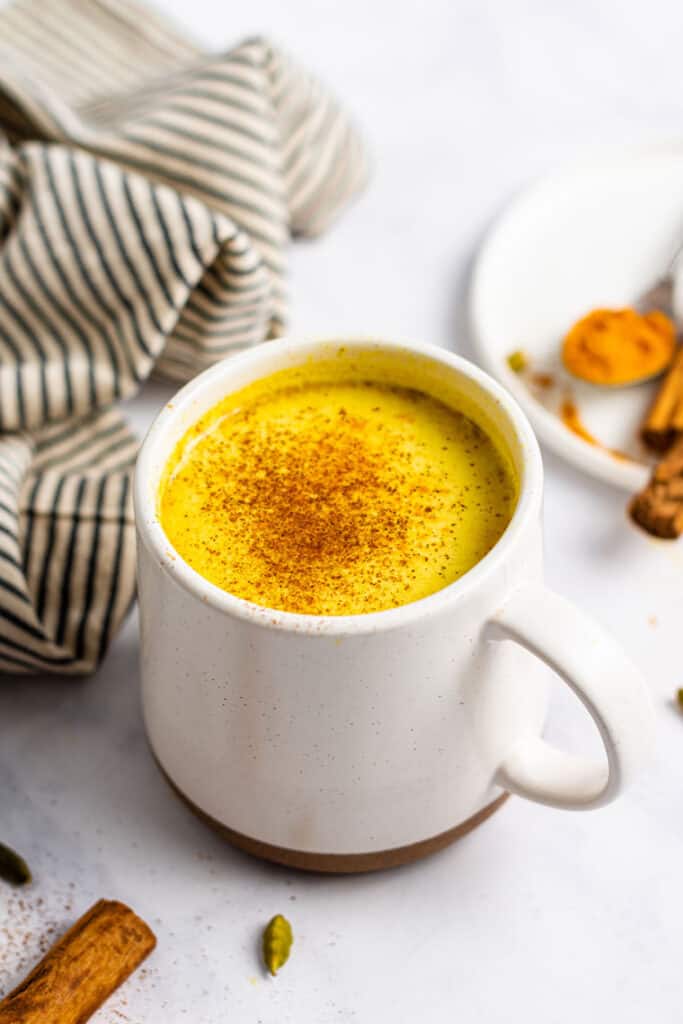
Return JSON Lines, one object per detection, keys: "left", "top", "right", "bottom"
{"left": 641, "top": 345, "right": 683, "bottom": 451}
{"left": 631, "top": 434, "right": 683, "bottom": 538}
{"left": 0, "top": 899, "right": 156, "bottom": 1024}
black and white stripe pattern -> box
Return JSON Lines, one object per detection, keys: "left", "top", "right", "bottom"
{"left": 0, "top": 0, "right": 368, "bottom": 674}
{"left": 0, "top": 410, "right": 136, "bottom": 674}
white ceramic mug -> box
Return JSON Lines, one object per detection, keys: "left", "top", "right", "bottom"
{"left": 135, "top": 337, "right": 655, "bottom": 872}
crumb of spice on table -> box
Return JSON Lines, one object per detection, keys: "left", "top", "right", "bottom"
{"left": 530, "top": 372, "right": 555, "bottom": 389}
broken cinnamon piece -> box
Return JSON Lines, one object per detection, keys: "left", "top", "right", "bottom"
{"left": 641, "top": 346, "right": 683, "bottom": 451}
{"left": 0, "top": 899, "right": 156, "bottom": 1024}
{"left": 654, "top": 439, "right": 683, "bottom": 481}
{"left": 664, "top": 476, "right": 683, "bottom": 498}
{"left": 631, "top": 435, "right": 683, "bottom": 538}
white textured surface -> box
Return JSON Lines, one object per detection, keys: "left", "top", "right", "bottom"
{"left": 2, "top": 1, "right": 683, "bottom": 1021}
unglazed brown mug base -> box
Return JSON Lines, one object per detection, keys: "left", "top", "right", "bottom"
{"left": 157, "top": 759, "right": 510, "bottom": 873}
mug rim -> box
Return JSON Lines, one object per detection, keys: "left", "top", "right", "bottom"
{"left": 134, "top": 336, "right": 544, "bottom": 635}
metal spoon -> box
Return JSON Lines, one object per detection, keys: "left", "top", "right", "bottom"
{"left": 636, "top": 236, "right": 683, "bottom": 320}
{"left": 564, "top": 238, "right": 683, "bottom": 388}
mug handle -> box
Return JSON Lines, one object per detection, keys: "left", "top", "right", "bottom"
{"left": 486, "top": 584, "right": 655, "bottom": 809}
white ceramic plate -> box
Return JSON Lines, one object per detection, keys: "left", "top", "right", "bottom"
{"left": 470, "top": 146, "right": 683, "bottom": 491}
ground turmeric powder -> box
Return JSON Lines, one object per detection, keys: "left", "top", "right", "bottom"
{"left": 562, "top": 307, "right": 676, "bottom": 386}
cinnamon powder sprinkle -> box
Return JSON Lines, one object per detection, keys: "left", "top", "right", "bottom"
{"left": 160, "top": 377, "right": 517, "bottom": 615}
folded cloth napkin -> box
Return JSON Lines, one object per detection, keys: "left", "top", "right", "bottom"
{"left": 0, "top": 0, "right": 368, "bottom": 674}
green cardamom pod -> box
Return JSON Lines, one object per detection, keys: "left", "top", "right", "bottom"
{"left": 0, "top": 841, "right": 31, "bottom": 886}
{"left": 262, "top": 913, "right": 293, "bottom": 976}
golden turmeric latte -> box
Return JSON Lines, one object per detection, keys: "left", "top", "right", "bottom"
{"left": 159, "top": 361, "right": 517, "bottom": 615}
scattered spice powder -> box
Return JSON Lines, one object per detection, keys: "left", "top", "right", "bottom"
{"left": 560, "top": 397, "right": 631, "bottom": 462}
{"left": 1, "top": 885, "right": 74, "bottom": 998}
{"left": 560, "top": 397, "right": 598, "bottom": 446}
{"left": 506, "top": 349, "right": 632, "bottom": 464}
{"left": 530, "top": 372, "right": 555, "bottom": 390}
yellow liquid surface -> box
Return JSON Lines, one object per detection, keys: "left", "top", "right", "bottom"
{"left": 159, "top": 368, "right": 517, "bottom": 615}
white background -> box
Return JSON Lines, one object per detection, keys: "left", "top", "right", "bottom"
{"left": 2, "top": 1, "right": 683, "bottom": 1021}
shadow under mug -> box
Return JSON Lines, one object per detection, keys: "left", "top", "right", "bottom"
{"left": 134, "top": 337, "right": 655, "bottom": 872}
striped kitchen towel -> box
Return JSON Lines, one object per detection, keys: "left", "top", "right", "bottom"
{"left": 0, "top": 0, "right": 368, "bottom": 674}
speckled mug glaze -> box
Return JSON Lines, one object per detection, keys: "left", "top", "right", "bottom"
{"left": 135, "top": 337, "right": 655, "bottom": 871}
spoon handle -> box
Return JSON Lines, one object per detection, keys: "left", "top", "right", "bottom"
{"left": 637, "top": 236, "right": 683, "bottom": 317}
